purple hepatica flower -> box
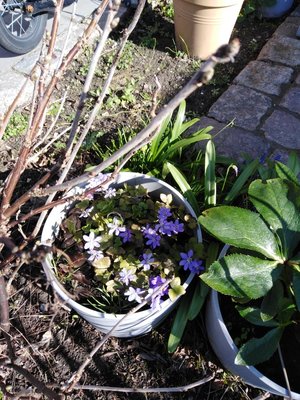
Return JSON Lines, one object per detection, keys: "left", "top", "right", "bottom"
{"left": 142, "top": 224, "right": 157, "bottom": 238}
{"left": 145, "top": 232, "right": 161, "bottom": 249}
{"left": 158, "top": 207, "right": 172, "bottom": 222}
{"left": 179, "top": 249, "right": 194, "bottom": 271}
{"left": 172, "top": 219, "right": 184, "bottom": 234}
{"left": 119, "top": 228, "right": 132, "bottom": 243}
{"left": 107, "top": 217, "right": 126, "bottom": 236}
{"left": 189, "top": 259, "right": 204, "bottom": 274}
{"left": 141, "top": 252, "right": 155, "bottom": 271}
{"left": 104, "top": 187, "right": 117, "bottom": 199}
{"left": 124, "top": 287, "right": 144, "bottom": 303}
{"left": 87, "top": 249, "right": 103, "bottom": 262}
{"left": 119, "top": 268, "right": 136, "bottom": 286}
{"left": 83, "top": 232, "right": 101, "bottom": 250}
{"left": 149, "top": 275, "right": 168, "bottom": 295}
{"left": 156, "top": 220, "right": 174, "bottom": 236}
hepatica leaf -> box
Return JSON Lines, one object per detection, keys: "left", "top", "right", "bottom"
{"left": 201, "top": 254, "right": 283, "bottom": 299}
{"left": 199, "top": 206, "right": 282, "bottom": 261}
{"left": 236, "top": 305, "right": 279, "bottom": 327}
{"left": 249, "top": 179, "right": 300, "bottom": 258}
{"left": 235, "top": 327, "right": 284, "bottom": 366}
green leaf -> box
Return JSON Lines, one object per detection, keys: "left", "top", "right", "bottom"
{"left": 163, "top": 132, "right": 212, "bottom": 159}
{"left": 236, "top": 306, "right": 279, "bottom": 327}
{"left": 260, "top": 280, "right": 284, "bottom": 321}
{"left": 165, "top": 161, "right": 200, "bottom": 216}
{"left": 169, "top": 277, "right": 186, "bottom": 301}
{"left": 249, "top": 179, "right": 300, "bottom": 258}
{"left": 293, "top": 265, "right": 300, "bottom": 312}
{"left": 287, "top": 151, "right": 300, "bottom": 178}
{"left": 149, "top": 112, "right": 172, "bottom": 161}
{"left": 224, "top": 159, "right": 259, "bottom": 204}
{"left": 277, "top": 297, "right": 296, "bottom": 324}
{"left": 168, "top": 294, "right": 189, "bottom": 352}
{"left": 199, "top": 206, "right": 282, "bottom": 260}
{"left": 235, "top": 327, "right": 283, "bottom": 365}
{"left": 171, "top": 100, "right": 186, "bottom": 141}
{"left": 187, "top": 280, "right": 209, "bottom": 320}
{"left": 201, "top": 254, "right": 283, "bottom": 299}
{"left": 205, "top": 140, "right": 216, "bottom": 206}
{"left": 275, "top": 162, "right": 299, "bottom": 186}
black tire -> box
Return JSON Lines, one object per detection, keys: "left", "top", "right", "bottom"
{"left": 0, "top": 1, "right": 48, "bottom": 54}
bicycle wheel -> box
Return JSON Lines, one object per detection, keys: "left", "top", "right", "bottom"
{"left": 0, "top": 0, "right": 48, "bottom": 54}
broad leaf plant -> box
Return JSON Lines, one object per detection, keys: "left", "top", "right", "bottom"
{"left": 199, "top": 177, "right": 300, "bottom": 366}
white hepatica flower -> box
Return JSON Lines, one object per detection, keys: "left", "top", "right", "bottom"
{"left": 107, "top": 217, "right": 126, "bottom": 236}
{"left": 83, "top": 232, "right": 101, "bottom": 250}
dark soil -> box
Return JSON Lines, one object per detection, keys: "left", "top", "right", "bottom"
{"left": 0, "top": 2, "right": 294, "bottom": 399}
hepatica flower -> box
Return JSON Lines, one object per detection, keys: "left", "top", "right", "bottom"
{"left": 107, "top": 216, "right": 126, "bottom": 236}
{"left": 141, "top": 252, "right": 155, "bottom": 271}
{"left": 180, "top": 249, "right": 203, "bottom": 274}
{"left": 62, "top": 181, "right": 201, "bottom": 314}
{"left": 83, "top": 232, "right": 101, "bottom": 250}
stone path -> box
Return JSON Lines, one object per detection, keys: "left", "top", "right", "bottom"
{"left": 193, "top": 6, "right": 300, "bottom": 164}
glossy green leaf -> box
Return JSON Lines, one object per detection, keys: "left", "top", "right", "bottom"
{"left": 165, "top": 161, "right": 200, "bottom": 216}
{"left": 201, "top": 254, "right": 283, "bottom": 299}
{"left": 236, "top": 305, "right": 279, "bottom": 327}
{"left": 224, "top": 159, "right": 259, "bottom": 204}
{"left": 235, "top": 327, "right": 283, "bottom": 365}
{"left": 199, "top": 206, "right": 282, "bottom": 260}
{"left": 293, "top": 265, "right": 300, "bottom": 312}
{"left": 249, "top": 179, "right": 300, "bottom": 258}
{"left": 168, "top": 294, "right": 189, "bottom": 352}
{"left": 261, "top": 280, "right": 284, "bottom": 321}
{"left": 277, "top": 297, "right": 296, "bottom": 324}
{"left": 204, "top": 140, "right": 216, "bottom": 206}
{"left": 275, "top": 162, "right": 299, "bottom": 186}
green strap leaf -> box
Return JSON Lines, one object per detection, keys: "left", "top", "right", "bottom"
{"left": 287, "top": 151, "right": 300, "bottom": 178}
{"left": 236, "top": 305, "right": 279, "bottom": 327}
{"left": 204, "top": 140, "right": 216, "bottom": 206}
{"left": 168, "top": 294, "right": 189, "bottom": 353}
{"left": 235, "top": 327, "right": 284, "bottom": 366}
{"left": 187, "top": 280, "right": 209, "bottom": 320}
{"left": 199, "top": 206, "right": 282, "bottom": 260}
{"left": 165, "top": 161, "right": 200, "bottom": 216}
{"left": 201, "top": 254, "right": 283, "bottom": 299}
{"left": 171, "top": 100, "right": 186, "bottom": 141}
{"left": 249, "top": 179, "right": 300, "bottom": 258}
{"left": 224, "top": 159, "right": 259, "bottom": 205}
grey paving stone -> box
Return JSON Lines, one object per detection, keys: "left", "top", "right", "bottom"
{"left": 296, "top": 73, "right": 300, "bottom": 84}
{"left": 280, "top": 87, "right": 300, "bottom": 114}
{"left": 233, "top": 61, "right": 293, "bottom": 96}
{"left": 208, "top": 85, "right": 272, "bottom": 131}
{"left": 273, "top": 17, "right": 300, "bottom": 39}
{"left": 258, "top": 36, "right": 300, "bottom": 67}
{"left": 188, "top": 117, "right": 270, "bottom": 163}
{"left": 263, "top": 110, "right": 300, "bottom": 149}
{"left": 290, "top": 5, "right": 300, "bottom": 16}
{"left": 0, "top": 73, "right": 34, "bottom": 117}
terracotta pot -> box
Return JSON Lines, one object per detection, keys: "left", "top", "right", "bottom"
{"left": 173, "top": 0, "right": 244, "bottom": 59}
{"left": 205, "top": 245, "right": 300, "bottom": 398}
{"left": 41, "top": 172, "right": 202, "bottom": 338}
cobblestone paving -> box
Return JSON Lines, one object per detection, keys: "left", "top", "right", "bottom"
{"left": 192, "top": 6, "right": 300, "bottom": 163}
